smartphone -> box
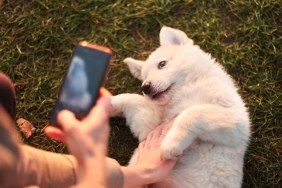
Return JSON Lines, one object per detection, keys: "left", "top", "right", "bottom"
{"left": 50, "top": 41, "right": 112, "bottom": 126}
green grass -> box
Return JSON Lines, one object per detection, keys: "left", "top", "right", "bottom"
{"left": 0, "top": 0, "right": 281, "bottom": 187}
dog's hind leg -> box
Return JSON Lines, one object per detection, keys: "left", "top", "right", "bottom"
{"left": 110, "top": 94, "right": 162, "bottom": 141}
{"left": 161, "top": 104, "right": 250, "bottom": 160}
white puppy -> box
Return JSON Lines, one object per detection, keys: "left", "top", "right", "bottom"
{"left": 110, "top": 26, "right": 251, "bottom": 188}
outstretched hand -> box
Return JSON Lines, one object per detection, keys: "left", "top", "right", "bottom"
{"left": 121, "top": 122, "right": 176, "bottom": 188}
{"left": 137, "top": 122, "right": 175, "bottom": 183}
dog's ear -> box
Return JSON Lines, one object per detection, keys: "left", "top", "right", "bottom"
{"left": 159, "top": 26, "right": 193, "bottom": 46}
{"left": 123, "top": 57, "right": 144, "bottom": 80}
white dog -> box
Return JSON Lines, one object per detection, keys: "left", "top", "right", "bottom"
{"left": 110, "top": 26, "right": 251, "bottom": 188}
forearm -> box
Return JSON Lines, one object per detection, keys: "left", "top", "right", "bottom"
{"left": 75, "top": 156, "right": 124, "bottom": 188}
{"left": 1, "top": 135, "right": 123, "bottom": 188}
{"left": 0, "top": 122, "right": 77, "bottom": 188}
{"left": 17, "top": 145, "right": 77, "bottom": 188}
{"left": 121, "top": 166, "right": 152, "bottom": 188}
{"left": 105, "top": 157, "right": 124, "bottom": 188}
{"left": 20, "top": 146, "right": 124, "bottom": 188}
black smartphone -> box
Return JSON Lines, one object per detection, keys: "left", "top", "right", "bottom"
{"left": 50, "top": 41, "right": 112, "bottom": 126}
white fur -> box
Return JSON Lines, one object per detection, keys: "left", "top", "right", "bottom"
{"left": 110, "top": 26, "right": 251, "bottom": 188}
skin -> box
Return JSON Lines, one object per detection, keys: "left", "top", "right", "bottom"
{"left": 45, "top": 88, "right": 175, "bottom": 188}
{"left": 121, "top": 124, "right": 174, "bottom": 187}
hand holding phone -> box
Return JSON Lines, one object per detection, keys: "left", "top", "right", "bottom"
{"left": 50, "top": 41, "right": 112, "bottom": 126}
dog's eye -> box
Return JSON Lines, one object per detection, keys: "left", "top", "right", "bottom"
{"left": 158, "top": 61, "right": 167, "bottom": 69}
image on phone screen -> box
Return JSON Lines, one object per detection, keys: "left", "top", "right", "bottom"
{"left": 60, "top": 56, "right": 91, "bottom": 109}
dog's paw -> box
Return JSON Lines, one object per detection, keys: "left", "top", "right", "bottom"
{"left": 161, "top": 136, "right": 185, "bottom": 160}
{"left": 109, "top": 95, "right": 123, "bottom": 117}
{"left": 123, "top": 57, "right": 135, "bottom": 64}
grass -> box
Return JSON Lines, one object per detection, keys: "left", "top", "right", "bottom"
{"left": 0, "top": 0, "right": 281, "bottom": 187}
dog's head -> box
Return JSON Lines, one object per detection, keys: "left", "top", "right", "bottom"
{"left": 124, "top": 26, "right": 195, "bottom": 105}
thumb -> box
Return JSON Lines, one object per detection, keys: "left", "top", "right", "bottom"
{"left": 57, "top": 110, "right": 80, "bottom": 133}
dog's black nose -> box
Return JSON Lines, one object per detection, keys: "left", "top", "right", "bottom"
{"left": 141, "top": 82, "right": 152, "bottom": 94}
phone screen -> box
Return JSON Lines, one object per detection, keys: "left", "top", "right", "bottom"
{"left": 50, "top": 43, "right": 112, "bottom": 125}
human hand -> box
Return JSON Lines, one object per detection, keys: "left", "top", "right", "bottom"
{"left": 45, "top": 88, "right": 111, "bottom": 187}
{"left": 121, "top": 122, "right": 175, "bottom": 188}
{"left": 45, "top": 88, "right": 111, "bottom": 144}
{"left": 136, "top": 122, "right": 175, "bottom": 184}
{"left": 57, "top": 88, "right": 111, "bottom": 162}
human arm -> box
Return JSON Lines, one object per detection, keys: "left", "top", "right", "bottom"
{"left": 54, "top": 88, "right": 112, "bottom": 188}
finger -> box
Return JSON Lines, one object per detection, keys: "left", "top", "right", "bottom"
{"left": 159, "top": 131, "right": 166, "bottom": 141}
{"left": 159, "top": 121, "right": 173, "bottom": 131}
{"left": 147, "top": 125, "right": 163, "bottom": 140}
{"left": 144, "top": 126, "right": 162, "bottom": 149}
{"left": 44, "top": 126, "right": 66, "bottom": 142}
{"left": 100, "top": 87, "right": 112, "bottom": 98}
{"left": 161, "top": 159, "right": 177, "bottom": 172}
{"left": 144, "top": 131, "right": 154, "bottom": 149}
{"left": 96, "top": 96, "right": 111, "bottom": 117}
{"left": 159, "top": 123, "right": 173, "bottom": 140}
{"left": 97, "top": 88, "right": 112, "bottom": 113}
{"left": 150, "top": 126, "right": 162, "bottom": 146}
{"left": 137, "top": 142, "right": 145, "bottom": 160}
{"left": 83, "top": 92, "right": 111, "bottom": 124}
{"left": 164, "top": 122, "right": 173, "bottom": 130}
{"left": 158, "top": 121, "right": 174, "bottom": 142}
{"left": 82, "top": 88, "right": 111, "bottom": 124}
{"left": 57, "top": 110, "right": 80, "bottom": 132}
{"left": 138, "top": 141, "right": 145, "bottom": 152}
{"left": 161, "top": 127, "right": 170, "bottom": 135}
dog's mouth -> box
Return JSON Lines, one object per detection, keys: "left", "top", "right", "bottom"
{"left": 151, "top": 85, "right": 173, "bottom": 99}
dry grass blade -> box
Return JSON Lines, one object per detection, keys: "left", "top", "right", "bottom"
{"left": 16, "top": 118, "right": 36, "bottom": 139}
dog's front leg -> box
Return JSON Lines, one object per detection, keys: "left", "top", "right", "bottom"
{"left": 110, "top": 94, "right": 162, "bottom": 141}
{"left": 161, "top": 104, "right": 250, "bottom": 159}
